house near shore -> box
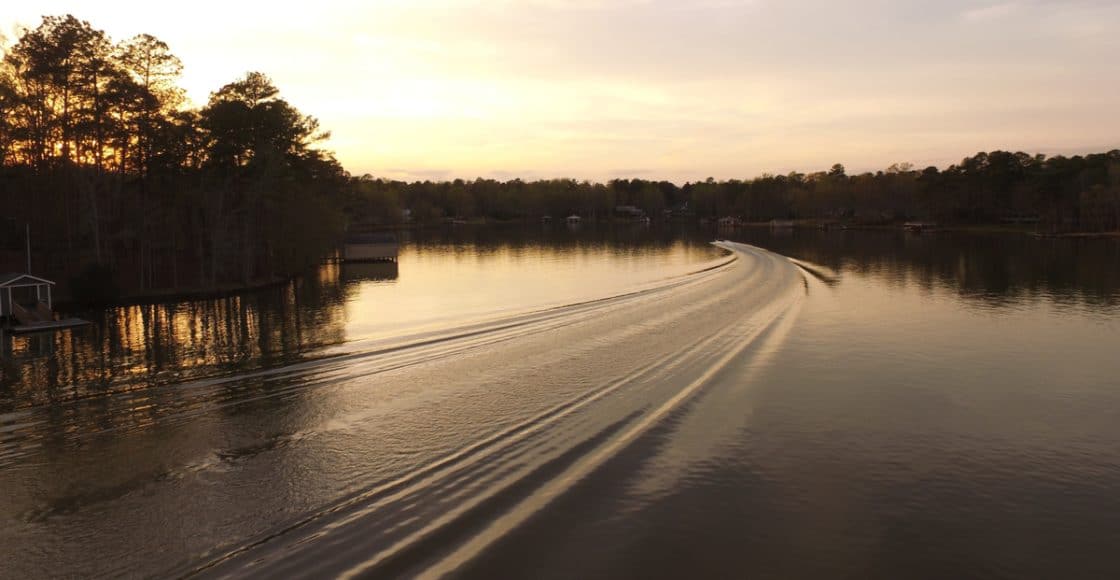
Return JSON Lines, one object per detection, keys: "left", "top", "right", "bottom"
{"left": 614, "top": 205, "right": 645, "bottom": 220}
{"left": 566, "top": 214, "right": 582, "bottom": 225}
{"left": 665, "top": 202, "right": 693, "bottom": 220}
{"left": 718, "top": 216, "right": 743, "bottom": 227}
{"left": 903, "top": 221, "right": 939, "bottom": 232}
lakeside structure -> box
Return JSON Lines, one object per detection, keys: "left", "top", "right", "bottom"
{"left": 342, "top": 233, "right": 399, "bottom": 262}
{"left": 0, "top": 273, "right": 53, "bottom": 321}
{"left": 904, "top": 221, "right": 940, "bottom": 232}
{"left": 0, "top": 273, "right": 88, "bottom": 334}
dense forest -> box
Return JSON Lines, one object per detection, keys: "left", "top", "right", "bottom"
{"left": 1, "top": 15, "right": 346, "bottom": 300}
{"left": 345, "top": 152, "right": 1120, "bottom": 233}
{"left": 2, "top": 15, "right": 1118, "bottom": 301}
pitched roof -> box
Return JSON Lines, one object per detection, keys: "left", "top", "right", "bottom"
{"left": 0, "top": 273, "right": 55, "bottom": 287}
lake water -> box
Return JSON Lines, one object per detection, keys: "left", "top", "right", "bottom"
{"left": 1, "top": 225, "right": 1119, "bottom": 578}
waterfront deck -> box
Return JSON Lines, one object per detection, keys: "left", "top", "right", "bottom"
{"left": 1, "top": 273, "right": 89, "bottom": 334}
{"left": 7, "top": 318, "right": 91, "bottom": 335}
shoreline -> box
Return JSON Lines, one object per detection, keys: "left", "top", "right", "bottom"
{"left": 1029, "top": 231, "right": 1120, "bottom": 239}
{"left": 42, "top": 222, "right": 1120, "bottom": 312}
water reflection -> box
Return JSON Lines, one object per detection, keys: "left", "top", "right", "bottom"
{"left": 0, "top": 265, "right": 347, "bottom": 410}
{"left": 340, "top": 261, "right": 399, "bottom": 284}
{"left": 2, "top": 226, "right": 1118, "bottom": 411}
{"left": 2, "top": 226, "right": 1120, "bottom": 579}
{"left": 726, "top": 228, "right": 1120, "bottom": 310}
{"left": 0, "top": 226, "right": 718, "bottom": 410}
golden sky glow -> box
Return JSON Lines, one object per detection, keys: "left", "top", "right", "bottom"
{"left": 5, "top": 0, "right": 1119, "bottom": 182}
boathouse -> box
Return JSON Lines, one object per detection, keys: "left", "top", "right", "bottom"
{"left": 0, "top": 273, "right": 54, "bottom": 323}
{"left": 342, "top": 232, "right": 399, "bottom": 262}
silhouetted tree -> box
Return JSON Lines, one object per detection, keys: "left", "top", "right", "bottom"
{"left": 0, "top": 16, "right": 347, "bottom": 299}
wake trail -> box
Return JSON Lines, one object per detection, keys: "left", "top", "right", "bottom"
{"left": 193, "top": 242, "right": 808, "bottom": 580}
{"left": 0, "top": 255, "right": 741, "bottom": 465}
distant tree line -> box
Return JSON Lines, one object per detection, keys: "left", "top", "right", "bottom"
{"left": 1, "top": 15, "right": 346, "bottom": 299}
{"left": 344, "top": 152, "right": 1120, "bottom": 232}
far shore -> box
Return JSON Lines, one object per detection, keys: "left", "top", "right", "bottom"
{"left": 18, "top": 220, "right": 1119, "bottom": 313}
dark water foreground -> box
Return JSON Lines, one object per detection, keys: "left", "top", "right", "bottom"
{"left": 1, "top": 226, "right": 1119, "bottom": 579}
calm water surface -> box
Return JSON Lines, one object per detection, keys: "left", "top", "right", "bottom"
{"left": 1, "top": 225, "right": 1118, "bottom": 579}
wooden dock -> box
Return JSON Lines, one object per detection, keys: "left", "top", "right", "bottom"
{"left": 7, "top": 318, "right": 90, "bottom": 335}
{"left": 1, "top": 272, "right": 90, "bottom": 335}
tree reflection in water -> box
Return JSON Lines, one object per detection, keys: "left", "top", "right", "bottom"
{"left": 1, "top": 261, "right": 354, "bottom": 410}
{"left": 3, "top": 227, "right": 1118, "bottom": 412}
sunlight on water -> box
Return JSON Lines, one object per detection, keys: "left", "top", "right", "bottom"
{"left": 1, "top": 227, "right": 1119, "bottom": 579}
{"left": 343, "top": 237, "right": 725, "bottom": 340}
{"left": 0, "top": 228, "right": 722, "bottom": 410}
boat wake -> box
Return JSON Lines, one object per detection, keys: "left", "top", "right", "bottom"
{"left": 0, "top": 242, "right": 810, "bottom": 579}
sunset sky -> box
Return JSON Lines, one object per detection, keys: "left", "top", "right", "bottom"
{"left": 4, "top": 0, "right": 1118, "bottom": 182}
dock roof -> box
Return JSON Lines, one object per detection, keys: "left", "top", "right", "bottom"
{"left": 0, "top": 273, "right": 55, "bottom": 287}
